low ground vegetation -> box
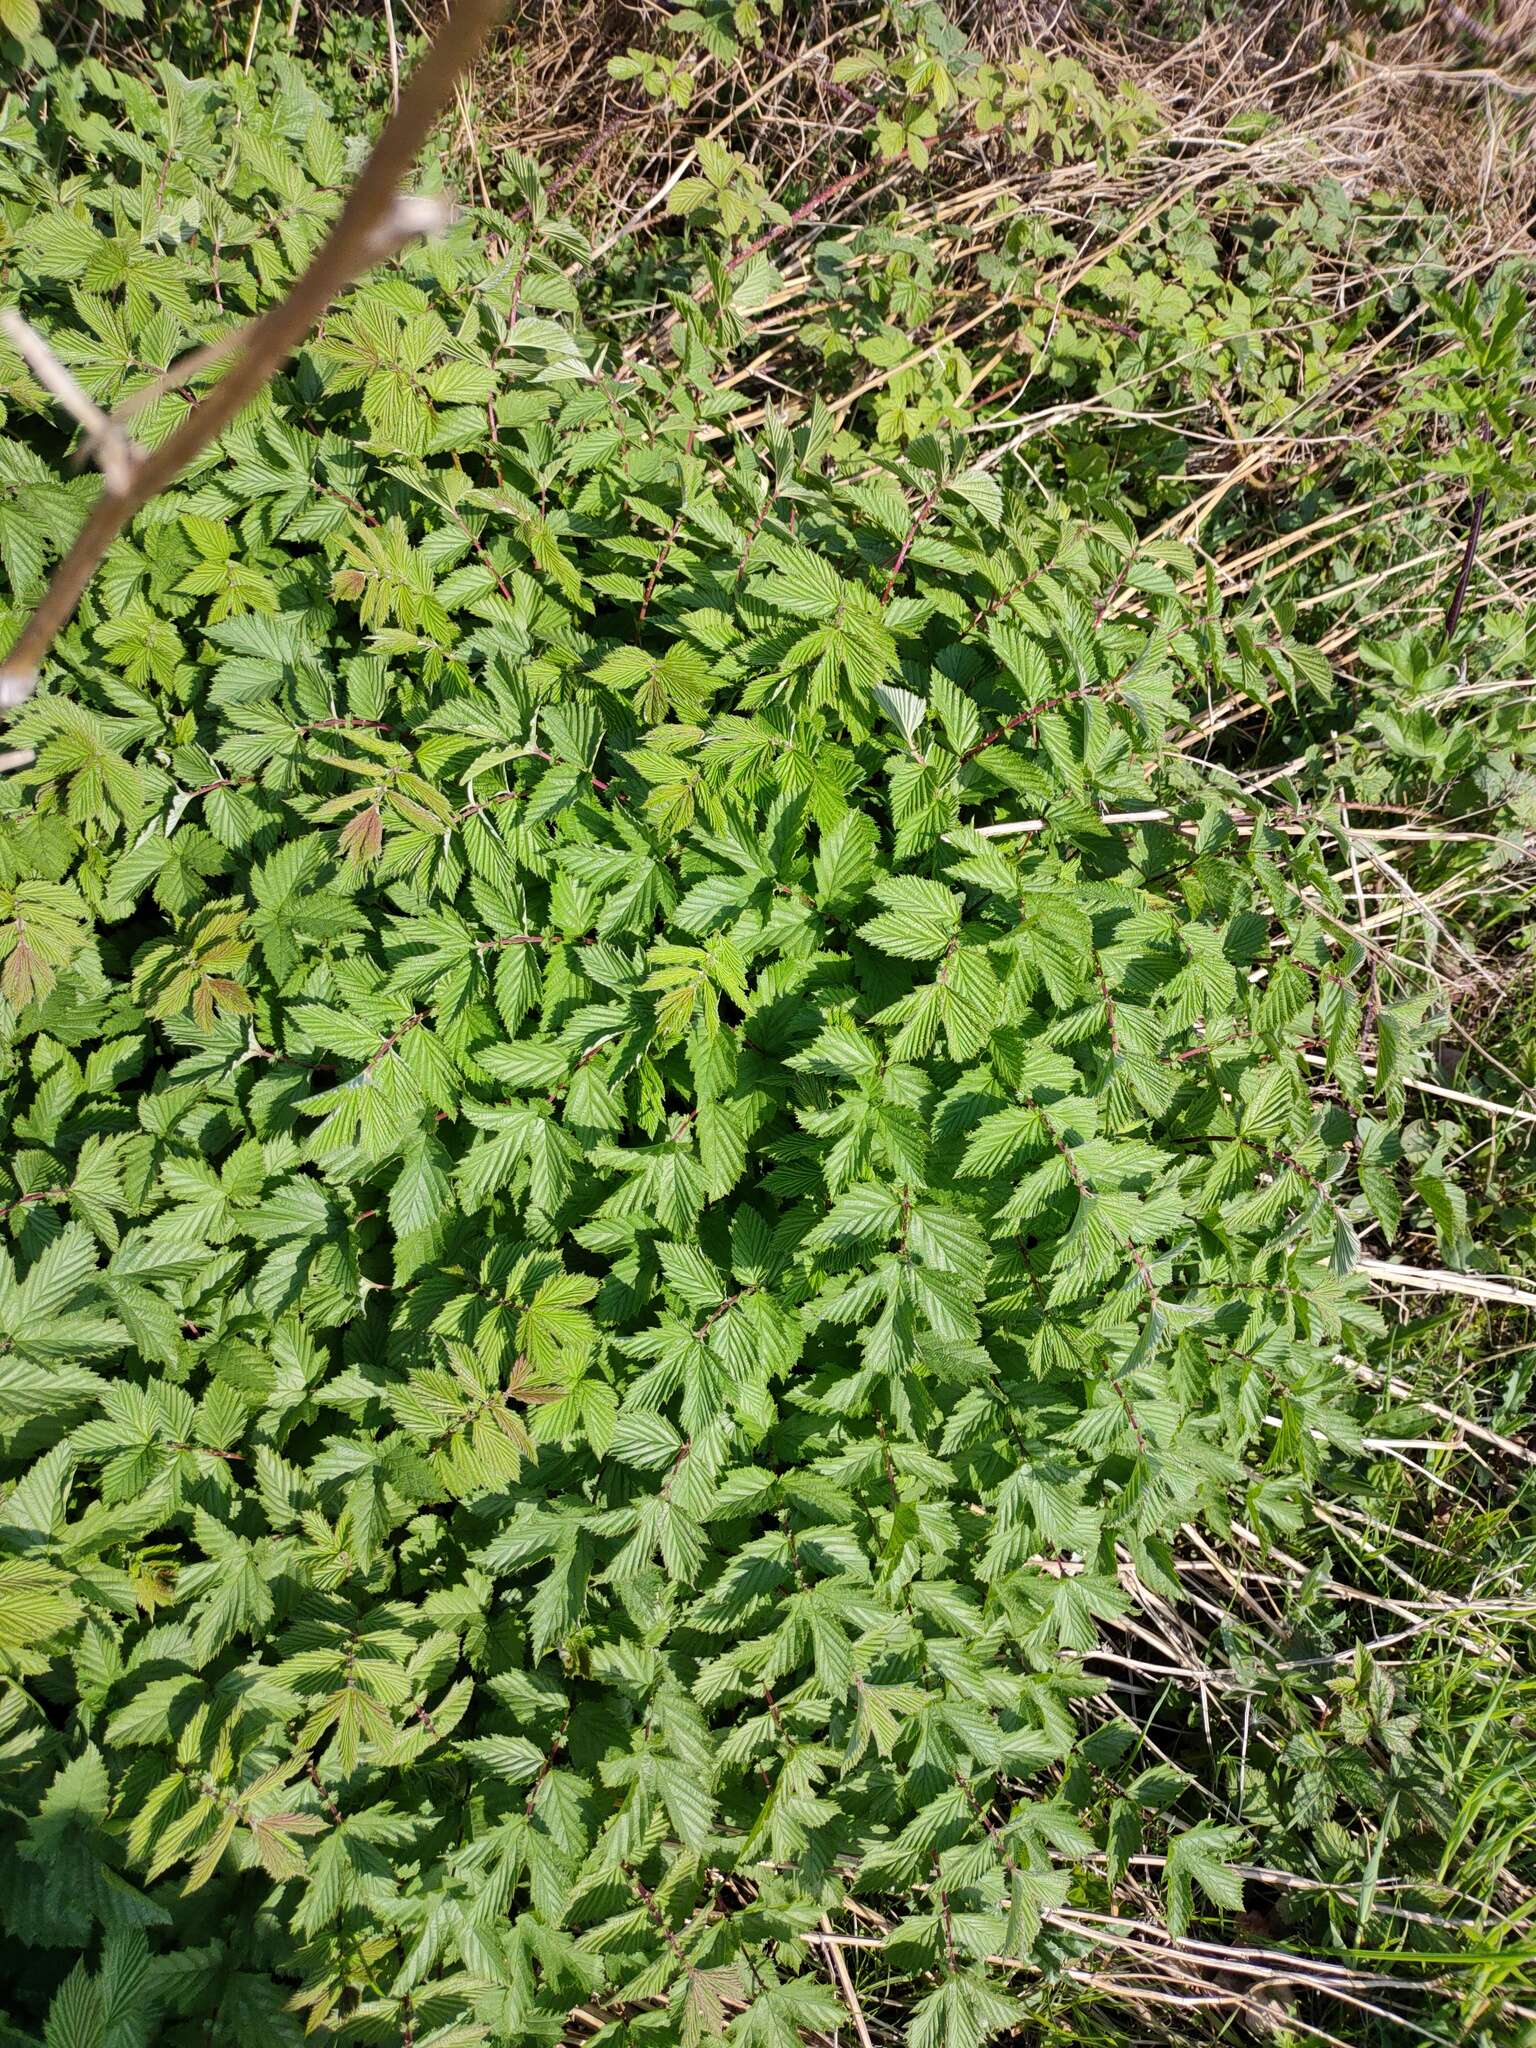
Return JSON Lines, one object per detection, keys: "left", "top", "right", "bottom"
{"left": 0, "top": 3, "right": 1532, "bottom": 2045}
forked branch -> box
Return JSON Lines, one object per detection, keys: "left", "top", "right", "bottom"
{"left": 0, "top": 0, "right": 503, "bottom": 712}
{"left": 0, "top": 310, "right": 143, "bottom": 494}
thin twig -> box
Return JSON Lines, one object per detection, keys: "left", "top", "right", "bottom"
{"left": 0, "top": 0, "right": 502, "bottom": 712}
{"left": 1298, "top": 1050, "right": 1536, "bottom": 1125}
{"left": 243, "top": 0, "right": 264, "bottom": 70}
{"left": 107, "top": 330, "right": 250, "bottom": 428}
{"left": 1357, "top": 1257, "right": 1536, "bottom": 1311}
{"left": 820, "top": 1915, "right": 874, "bottom": 2048}
{"left": 382, "top": 0, "right": 401, "bottom": 112}
{"left": 1342, "top": 1356, "right": 1536, "bottom": 1468}
{"left": 0, "top": 310, "right": 142, "bottom": 495}
{"left": 1444, "top": 486, "right": 1488, "bottom": 639}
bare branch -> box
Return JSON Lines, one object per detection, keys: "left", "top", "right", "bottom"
{"left": 101, "top": 196, "right": 454, "bottom": 436}
{"left": 0, "top": 308, "right": 143, "bottom": 494}
{"left": 109, "top": 330, "right": 251, "bottom": 428}
{"left": 363, "top": 192, "right": 458, "bottom": 261}
{"left": 0, "top": 668, "right": 37, "bottom": 713}
{"left": 1357, "top": 1258, "right": 1536, "bottom": 1311}
{"left": 0, "top": 0, "right": 503, "bottom": 714}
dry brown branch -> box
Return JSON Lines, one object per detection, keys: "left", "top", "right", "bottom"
{"left": 105, "top": 329, "right": 249, "bottom": 428}
{"left": 0, "top": 0, "right": 504, "bottom": 714}
{"left": 0, "top": 309, "right": 142, "bottom": 495}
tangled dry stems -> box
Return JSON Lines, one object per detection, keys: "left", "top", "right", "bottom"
{"left": 474, "top": 0, "right": 1536, "bottom": 234}
{"left": 434, "top": 0, "right": 1536, "bottom": 558}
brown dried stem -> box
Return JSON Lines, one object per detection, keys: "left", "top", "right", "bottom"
{"left": 0, "top": 0, "right": 504, "bottom": 713}
{"left": 0, "top": 309, "right": 143, "bottom": 495}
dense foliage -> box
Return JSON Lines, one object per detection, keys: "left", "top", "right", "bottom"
{"left": 0, "top": 6, "right": 1532, "bottom": 2046}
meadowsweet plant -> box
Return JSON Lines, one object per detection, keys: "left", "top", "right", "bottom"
{"left": 0, "top": 19, "right": 1469, "bottom": 2048}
